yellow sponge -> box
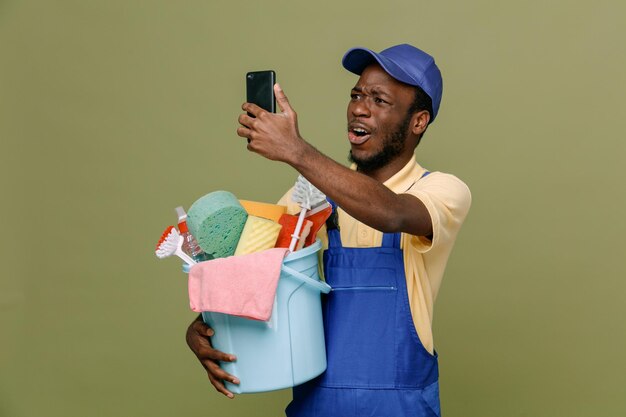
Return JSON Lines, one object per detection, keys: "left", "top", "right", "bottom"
{"left": 239, "top": 200, "right": 287, "bottom": 223}
{"left": 234, "top": 215, "right": 283, "bottom": 256}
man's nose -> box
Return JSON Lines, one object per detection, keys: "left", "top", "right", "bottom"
{"left": 349, "top": 99, "right": 371, "bottom": 118}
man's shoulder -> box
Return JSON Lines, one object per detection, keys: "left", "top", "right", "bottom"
{"left": 408, "top": 170, "right": 472, "bottom": 213}
{"left": 414, "top": 169, "right": 470, "bottom": 193}
{"left": 425, "top": 170, "right": 469, "bottom": 187}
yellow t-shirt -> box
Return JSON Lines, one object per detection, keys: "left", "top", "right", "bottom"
{"left": 278, "top": 157, "right": 472, "bottom": 354}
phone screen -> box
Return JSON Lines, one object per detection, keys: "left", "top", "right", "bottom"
{"left": 246, "top": 70, "right": 276, "bottom": 113}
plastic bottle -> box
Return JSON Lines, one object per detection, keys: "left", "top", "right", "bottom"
{"left": 175, "top": 206, "right": 212, "bottom": 262}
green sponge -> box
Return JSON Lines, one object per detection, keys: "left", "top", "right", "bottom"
{"left": 187, "top": 191, "right": 248, "bottom": 259}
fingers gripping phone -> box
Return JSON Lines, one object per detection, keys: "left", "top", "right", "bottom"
{"left": 246, "top": 70, "right": 276, "bottom": 115}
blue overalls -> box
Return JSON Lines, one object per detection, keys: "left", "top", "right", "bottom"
{"left": 286, "top": 193, "right": 441, "bottom": 417}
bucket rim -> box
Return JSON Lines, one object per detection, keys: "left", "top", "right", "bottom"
{"left": 284, "top": 239, "right": 322, "bottom": 262}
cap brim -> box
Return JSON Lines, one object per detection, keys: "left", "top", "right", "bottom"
{"left": 342, "top": 47, "right": 379, "bottom": 75}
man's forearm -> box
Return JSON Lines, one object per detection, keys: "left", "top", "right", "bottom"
{"left": 287, "top": 140, "right": 432, "bottom": 236}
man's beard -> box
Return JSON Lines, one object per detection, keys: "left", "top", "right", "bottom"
{"left": 348, "top": 114, "right": 411, "bottom": 173}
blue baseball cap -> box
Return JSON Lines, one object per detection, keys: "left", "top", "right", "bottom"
{"left": 342, "top": 44, "right": 443, "bottom": 123}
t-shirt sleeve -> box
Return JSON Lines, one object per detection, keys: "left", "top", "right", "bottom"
{"left": 404, "top": 172, "right": 472, "bottom": 253}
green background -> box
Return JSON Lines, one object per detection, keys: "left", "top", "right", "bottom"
{"left": 1, "top": 0, "right": 625, "bottom": 416}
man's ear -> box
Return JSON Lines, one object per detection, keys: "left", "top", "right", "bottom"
{"left": 411, "top": 110, "right": 430, "bottom": 136}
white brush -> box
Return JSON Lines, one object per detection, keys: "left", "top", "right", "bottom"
{"left": 289, "top": 175, "right": 326, "bottom": 252}
{"left": 155, "top": 225, "right": 197, "bottom": 266}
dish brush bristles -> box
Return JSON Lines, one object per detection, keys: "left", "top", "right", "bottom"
{"left": 155, "top": 225, "right": 197, "bottom": 266}
{"left": 292, "top": 175, "right": 325, "bottom": 210}
{"left": 290, "top": 175, "right": 326, "bottom": 251}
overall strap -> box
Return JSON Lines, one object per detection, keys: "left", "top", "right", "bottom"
{"left": 381, "top": 171, "right": 429, "bottom": 249}
{"left": 325, "top": 198, "right": 343, "bottom": 248}
{"left": 381, "top": 232, "right": 402, "bottom": 249}
{"left": 327, "top": 198, "right": 400, "bottom": 249}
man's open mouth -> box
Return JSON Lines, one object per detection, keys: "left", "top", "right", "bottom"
{"left": 348, "top": 126, "right": 371, "bottom": 145}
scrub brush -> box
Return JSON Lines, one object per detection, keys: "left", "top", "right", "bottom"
{"left": 155, "top": 226, "right": 197, "bottom": 266}
{"left": 289, "top": 175, "right": 326, "bottom": 251}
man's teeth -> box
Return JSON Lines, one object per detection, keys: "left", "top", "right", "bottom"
{"left": 353, "top": 128, "right": 368, "bottom": 136}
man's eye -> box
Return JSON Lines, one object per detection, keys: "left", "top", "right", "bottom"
{"left": 374, "top": 97, "right": 387, "bottom": 104}
{"left": 351, "top": 94, "right": 360, "bottom": 100}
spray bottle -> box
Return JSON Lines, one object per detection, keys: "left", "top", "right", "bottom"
{"left": 175, "top": 206, "right": 211, "bottom": 262}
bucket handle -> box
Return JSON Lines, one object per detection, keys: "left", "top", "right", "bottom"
{"left": 281, "top": 265, "right": 331, "bottom": 294}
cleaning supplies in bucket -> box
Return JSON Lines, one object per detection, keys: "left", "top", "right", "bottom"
{"left": 155, "top": 190, "right": 331, "bottom": 393}
{"left": 155, "top": 190, "right": 323, "bottom": 269}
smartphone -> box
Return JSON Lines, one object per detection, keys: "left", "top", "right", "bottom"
{"left": 246, "top": 70, "right": 276, "bottom": 114}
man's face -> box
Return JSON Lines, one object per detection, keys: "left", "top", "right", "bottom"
{"left": 347, "top": 63, "right": 416, "bottom": 172}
